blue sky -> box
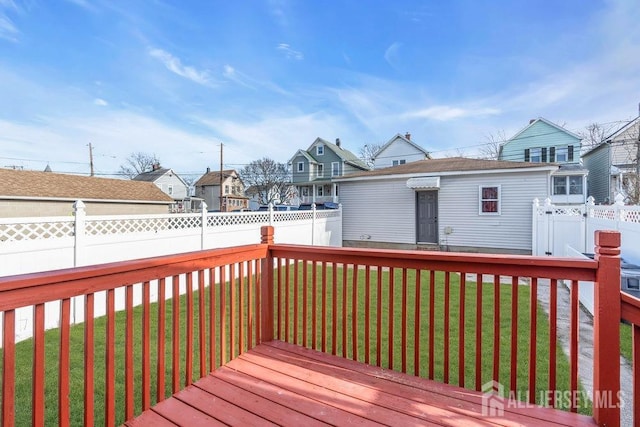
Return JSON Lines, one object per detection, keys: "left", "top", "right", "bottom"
{"left": 1, "top": 0, "right": 639, "bottom": 181}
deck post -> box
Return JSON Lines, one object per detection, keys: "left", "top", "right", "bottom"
{"left": 260, "top": 226, "right": 275, "bottom": 343}
{"left": 593, "top": 230, "right": 621, "bottom": 426}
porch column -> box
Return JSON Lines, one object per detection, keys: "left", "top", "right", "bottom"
{"left": 312, "top": 184, "right": 316, "bottom": 204}
{"left": 593, "top": 230, "right": 621, "bottom": 426}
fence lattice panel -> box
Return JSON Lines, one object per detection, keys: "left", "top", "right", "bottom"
{"left": 0, "top": 220, "right": 74, "bottom": 242}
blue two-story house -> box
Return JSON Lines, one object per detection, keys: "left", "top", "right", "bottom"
{"left": 289, "top": 137, "right": 370, "bottom": 205}
{"left": 499, "top": 117, "right": 587, "bottom": 204}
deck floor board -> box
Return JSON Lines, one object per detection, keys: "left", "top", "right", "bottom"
{"left": 125, "top": 341, "right": 597, "bottom": 426}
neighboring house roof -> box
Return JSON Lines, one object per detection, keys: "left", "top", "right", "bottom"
{"left": 311, "top": 138, "right": 370, "bottom": 170}
{"left": 133, "top": 167, "right": 188, "bottom": 186}
{"left": 292, "top": 137, "right": 370, "bottom": 171}
{"left": 582, "top": 116, "right": 640, "bottom": 158}
{"left": 288, "top": 149, "right": 318, "bottom": 165}
{"left": 334, "top": 157, "right": 557, "bottom": 181}
{"left": 604, "top": 116, "right": 640, "bottom": 141}
{"left": 0, "top": 168, "right": 174, "bottom": 202}
{"left": 508, "top": 117, "right": 582, "bottom": 142}
{"left": 195, "top": 170, "right": 238, "bottom": 187}
{"left": 499, "top": 117, "right": 582, "bottom": 159}
{"left": 373, "top": 133, "right": 430, "bottom": 158}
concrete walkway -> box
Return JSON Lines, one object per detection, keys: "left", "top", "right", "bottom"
{"left": 535, "top": 279, "right": 633, "bottom": 427}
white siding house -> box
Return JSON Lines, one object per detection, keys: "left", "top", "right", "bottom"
{"left": 336, "top": 157, "right": 556, "bottom": 254}
{"left": 372, "top": 133, "right": 430, "bottom": 169}
{"left": 133, "top": 165, "right": 189, "bottom": 200}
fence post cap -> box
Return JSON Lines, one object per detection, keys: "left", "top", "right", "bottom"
{"left": 586, "top": 196, "right": 595, "bottom": 206}
{"left": 201, "top": 201, "right": 208, "bottom": 212}
{"left": 614, "top": 193, "right": 625, "bottom": 205}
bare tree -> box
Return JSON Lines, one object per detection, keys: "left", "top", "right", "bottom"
{"left": 578, "top": 123, "right": 616, "bottom": 153}
{"left": 119, "top": 152, "right": 160, "bottom": 179}
{"left": 359, "top": 143, "right": 383, "bottom": 169}
{"left": 239, "top": 157, "right": 292, "bottom": 206}
{"left": 479, "top": 130, "right": 506, "bottom": 160}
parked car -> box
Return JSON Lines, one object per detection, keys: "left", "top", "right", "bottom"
{"left": 298, "top": 202, "right": 339, "bottom": 210}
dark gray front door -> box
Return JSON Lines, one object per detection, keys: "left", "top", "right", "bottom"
{"left": 417, "top": 191, "right": 438, "bottom": 243}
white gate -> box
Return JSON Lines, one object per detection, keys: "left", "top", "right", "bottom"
{"left": 532, "top": 199, "right": 586, "bottom": 256}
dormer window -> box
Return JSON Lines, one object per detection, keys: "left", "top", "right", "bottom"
{"left": 297, "top": 162, "right": 304, "bottom": 172}
{"left": 316, "top": 145, "right": 324, "bottom": 156}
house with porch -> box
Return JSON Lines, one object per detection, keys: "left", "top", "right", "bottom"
{"left": 372, "top": 132, "right": 430, "bottom": 169}
{"left": 582, "top": 115, "right": 640, "bottom": 204}
{"left": 289, "top": 137, "right": 369, "bottom": 205}
{"left": 335, "top": 157, "right": 560, "bottom": 254}
{"left": 194, "top": 168, "right": 249, "bottom": 212}
{"left": 498, "top": 117, "right": 588, "bottom": 204}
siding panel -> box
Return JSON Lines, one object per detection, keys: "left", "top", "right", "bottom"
{"left": 341, "top": 170, "right": 549, "bottom": 252}
{"left": 583, "top": 145, "right": 610, "bottom": 203}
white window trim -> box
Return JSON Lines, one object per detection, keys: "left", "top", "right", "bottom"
{"left": 317, "top": 164, "right": 324, "bottom": 177}
{"left": 317, "top": 145, "right": 324, "bottom": 155}
{"left": 478, "top": 185, "right": 501, "bottom": 215}
{"left": 555, "top": 146, "right": 568, "bottom": 163}
{"left": 317, "top": 186, "right": 324, "bottom": 196}
{"left": 331, "top": 162, "right": 340, "bottom": 176}
{"left": 167, "top": 184, "right": 173, "bottom": 195}
{"left": 529, "top": 147, "right": 542, "bottom": 163}
{"left": 297, "top": 162, "right": 304, "bottom": 172}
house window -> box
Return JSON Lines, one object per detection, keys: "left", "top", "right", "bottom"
{"left": 301, "top": 187, "right": 308, "bottom": 197}
{"left": 392, "top": 159, "right": 407, "bottom": 166}
{"left": 555, "top": 147, "right": 568, "bottom": 163}
{"left": 168, "top": 185, "right": 173, "bottom": 196}
{"left": 552, "top": 176, "right": 583, "bottom": 195}
{"left": 225, "top": 185, "right": 229, "bottom": 194}
{"left": 317, "top": 164, "right": 324, "bottom": 177}
{"left": 317, "top": 186, "right": 324, "bottom": 196}
{"left": 479, "top": 186, "right": 500, "bottom": 215}
{"left": 529, "top": 148, "right": 542, "bottom": 163}
{"left": 332, "top": 162, "right": 340, "bottom": 176}
{"left": 297, "top": 162, "right": 304, "bottom": 172}
{"left": 317, "top": 145, "right": 324, "bottom": 156}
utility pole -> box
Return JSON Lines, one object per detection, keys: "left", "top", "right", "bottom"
{"left": 88, "top": 143, "right": 95, "bottom": 177}
{"left": 219, "top": 143, "right": 224, "bottom": 212}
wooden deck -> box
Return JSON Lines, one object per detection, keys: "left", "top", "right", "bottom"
{"left": 124, "top": 341, "right": 595, "bottom": 427}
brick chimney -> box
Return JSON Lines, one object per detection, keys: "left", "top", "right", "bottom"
{"left": 405, "top": 132, "right": 411, "bottom": 141}
{"left": 206, "top": 167, "right": 211, "bottom": 173}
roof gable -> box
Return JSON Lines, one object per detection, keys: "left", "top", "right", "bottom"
{"left": 506, "top": 118, "right": 582, "bottom": 145}
{"left": 195, "top": 169, "right": 241, "bottom": 187}
{"left": 133, "top": 168, "right": 188, "bottom": 186}
{"left": 374, "top": 134, "right": 430, "bottom": 158}
{"left": 604, "top": 116, "right": 640, "bottom": 141}
{"left": 0, "top": 169, "right": 174, "bottom": 202}
{"left": 306, "top": 137, "right": 369, "bottom": 170}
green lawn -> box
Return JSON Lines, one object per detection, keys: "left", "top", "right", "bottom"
{"left": 2, "top": 264, "right": 591, "bottom": 425}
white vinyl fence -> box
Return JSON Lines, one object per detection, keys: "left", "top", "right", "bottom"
{"left": 0, "top": 201, "right": 342, "bottom": 344}
{"left": 532, "top": 196, "right": 640, "bottom": 262}
{"left": 533, "top": 195, "right": 640, "bottom": 316}
{"left": 0, "top": 200, "right": 342, "bottom": 277}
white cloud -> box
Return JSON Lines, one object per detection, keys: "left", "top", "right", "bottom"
{"left": 407, "top": 106, "right": 501, "bottom": 121}
{"left": 148, "top": 48, "right": 212, "bottom": 86}
{"left": 94, "top": 98, "right": 108, "bottom": 106}
{"left": 277, "top": 43, "right": 303, "bottom": 60}
{"left": 384, "top": 42, "right": 402, "bottom": 69}
{"left": 0, "top": 0, "right": 19, "bottom": 43}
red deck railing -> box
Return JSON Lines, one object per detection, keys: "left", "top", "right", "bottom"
{"left": 0, "top": 226, "right": 630, "bottom": 426}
